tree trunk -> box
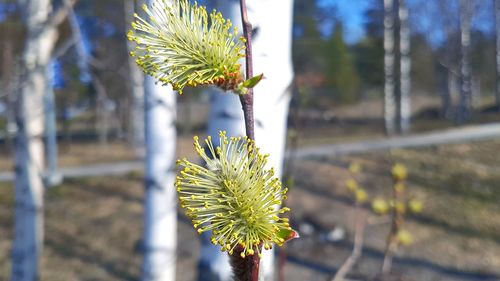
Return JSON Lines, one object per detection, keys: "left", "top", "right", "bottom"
{"left": 471, "top": 75, "right": 481, "bottom": 109}
{"left": 495, "top": 0, "right": 500, "bottom": 109}
{"left": 199, "top": 0, "right": 294, "bottom": 280}
{"left": 398, "top": 0, "right": 411, "bottom": 133}
{"left": 12, "top": 0, "right": 59, "bottom": 279}
{"left": 457, "top": 0, "right": 472, "bottom": 124}
{"left": 43, "top": 62, "right": 62, "bottom": 187}
{"left": 445, "top": 69, "right": 460, "bottom": 119}
{"left": 384, "top": 0, "right": 397, "bottom": 135}
{"left": 2, "top": 40, "right": 15, "bottom": 152}
{"left": 66, "top": 3, "right": 110, "bottom": 148}
{"left": 125, "top": 0, "right": 146, "bottom": 154}
{"left": 141, "top": 76, "right": 177, "bottom": 281}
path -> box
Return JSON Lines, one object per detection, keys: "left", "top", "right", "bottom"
{"left": 2, "top": 122, "right": 500, "bottom": 182}
{"left": 291, "top": 122, "right": 500, "bottom": 159}
{"left": 0, "top": 161, "right": 142, "bottom": 183}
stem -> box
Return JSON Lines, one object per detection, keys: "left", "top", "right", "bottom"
{"left": 332, "top": 205, "right": 366, "bottom": 281}
{"left": 230, "top": 246, "right": 261, "bottom": 281}
{"left": 239, "top": 0, "right": 255, "bottom": 141}
{"left": 382, "top": 179, "right": 404, "bottom": 274}
{"left": 231, "top": 2, "right": 258, "bottom": 281}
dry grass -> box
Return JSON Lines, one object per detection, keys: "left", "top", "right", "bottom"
{"left": 1, "top": 137, "right": 500, "bottom": 280}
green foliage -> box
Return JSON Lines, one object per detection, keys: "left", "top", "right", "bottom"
{"left": 410, "top": 35, "right": 437, "bottom": 93}
{"left": 323, "top": 24, "right": 361, "bottom": 103}
{"left": 353, "top": 37, "right": 384, "bottom": 89}
{"left": 292, "top": 0, "right": 324, "bottom": 74}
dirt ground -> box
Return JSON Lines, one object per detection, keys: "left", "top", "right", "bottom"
{"left": 1, "top": 135, "right": 500, "bottom": 281}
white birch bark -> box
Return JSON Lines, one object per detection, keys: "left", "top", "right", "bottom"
{"left": 126, "top": 1, "right": 178, "bottom": 279}
{"left": 471, "top": 75, "right": 481, "bottom": 109}
{"left": 2, "top": 41, "right": 16, "bottom": 150}
{"left": 447, "top": 70, "right": 460, "bottom": 118}
{"left": 43, "top": 62, "right": 62, "bottom": 187}
{"left": 458, "top": 0, "right": 472, "bottom": 123}
{"left": 201, "top": 0, "right": 294, "bottom": 280}
{"left": 495, "top": 0, "right": 500, "bottom": 109}
{"left": 142, "top": 76, "right": 177, "bottom": 281}
{"left": 398, "top": 0, "right": 411, "bottom": 133}
{"left": 12, "top": 0, "right": 59, "bottom": 279}
{"left": 384, "top": 0, "right": 396, "bottom": 135}
{"left": 125, "top": 0, "right": 146, "bottom": 154}
{"left": 438, "top": 0, "right": 458, "bottom": 119}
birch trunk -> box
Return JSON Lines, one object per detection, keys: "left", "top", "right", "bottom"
{"left": 66, "top": 2, "right": 110, "bottom": 147}
{"left": 43, "top": 63, "right": 62, "bottom": 187}
{"left": 458, "top": 0, "right": 472, "bottom": 124}
{"left": 398, "top": 0, "right": 411, "bottom": 133}
{"left": 471, "top": 75, "right": 481, "bottom": 109}
{"left": 125, "top": 0, "right": 146, "bottom": 154}
{"left": 2, "top": 41, "right": 15, "bottom": 151}
{"left": 200, "top": 1, "right": 294, "bottom": 280}
{"left": 495, "top": 0, "right": 500, "bottom": 109}
{"left": 141, "top": 62, "right": 178, "bottom": 281}
{"left": 445, "top": 70, "right": 460, "bottom": 119}
{"left": 384, "top": 0, "right": 396, "bottom": 135}
{"left": 12, "top": 0, "right": 59, "bottom": 279}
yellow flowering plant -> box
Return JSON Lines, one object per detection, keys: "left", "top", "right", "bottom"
{"left": 128, "top": 0, "right": 296, "bottom": 279}
{"left": 176, "top": 132, "right": 295, "bottom": 258}
{"left": 128, "top": 0, "right": 262, "bottom": 94}
{"left": 381, "top": 163, "right": 423, "bottom": 274}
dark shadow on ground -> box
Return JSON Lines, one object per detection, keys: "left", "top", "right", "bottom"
{"left": 45, "top": 226, "right": 139, "bottom": 280}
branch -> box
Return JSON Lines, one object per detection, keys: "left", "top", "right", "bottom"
{"left": 332, "top": 208, "right": 366, "bottom": 281}
{"left": 53, "top": 37, "right": 76, "bottom": 59}
{"left": 44, "top": 0, "right": 77, "bottom": 32}
{"left": 230, "top": 246, "right": 262, "bottom": 281}
{"left": 239, "top": 0, "right": 255, "bottom": 141}
{"left": 228, "top": 2, "right": 259, "bottom": 281}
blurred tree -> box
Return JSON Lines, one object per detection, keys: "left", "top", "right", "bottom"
{"left": 353, "top": 38, "right": 384, "bottom": 90}
{"left": 12, "top": 0, "right": 73, "bottom": 280}
{"left": 43, "top": 61, "right": 62, "bottom": 187}
{"left": 457, "top": 0, "right": 472, "bottom": 123}
{"left": 495, "top": 0, "right": 500, "bottom": 109}
{"left": 470, "top": 30, "right": 495, "bottom": 103}
{"left": 142, "top": 75, "right": 177, "bottom": 281}
{"left": 355, "top": 1, "right": 384, "bottom": 90}
{"left": 0, "top": 4, "right": 25, "bottom": 150}
{"left": 323, "top": 23, "right": 360, "bottom": 103}
{"left": 434, "top": 0, "right": 461, "bottom": 119}
{"left": 292, "top": 0, "right": 324, "bottom": 76}
{"left": 199, "top": 0, "right": 295, "bottom": 280}
{"left": 384, "top": 0, "right": 397, "bottom": 135}
{"left": 71, "top": 0, "right": 129, "bottom": 141}
{"left": 137, "top": 1, "right": 178, "bottom": 280}
{"left": 125, "top": 0, "right": 145, "bottom": 153}
{"left": 409, "top": 35, "right": 435, "bottom": 94}
{"left": 399, "top": 0, "right": 411, "bottom": 133}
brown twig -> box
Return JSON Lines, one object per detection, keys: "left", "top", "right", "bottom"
{"left": 239, "top": 0, "right": 255, "bottom": 141}
{"left": 42, "top": 0, "right": 77, "bottom": 33}
{"left": 381, "top": 180, "right": 404, "bottom": 274}
{"left": 228, "top": 2, "right": 259, "bottom": 281}
{"left": 332, "top": 206, "right": 367, "bottom": 281}
{"left": 230, "top": 246, "right": 262, "bottom": 281}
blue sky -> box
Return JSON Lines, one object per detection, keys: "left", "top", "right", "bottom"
{"left": 318, "top": 0, "right": 372, "bottom": 44}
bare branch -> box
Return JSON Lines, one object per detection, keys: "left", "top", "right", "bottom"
{"left": 239, "top": 0, "right": 255, "bottom": 142}
{"left": 53, "top": 37, "right": 76, "bottom": 59}
{"left": 44, "top": 0, "right": 77, "bottom": 32}
{"left": 332, "top": 208, "right": 367, "bottom": 281}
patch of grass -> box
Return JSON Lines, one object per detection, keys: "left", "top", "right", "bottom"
{"left": 0, "top": 183, "right": 13, "bottom": 208}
